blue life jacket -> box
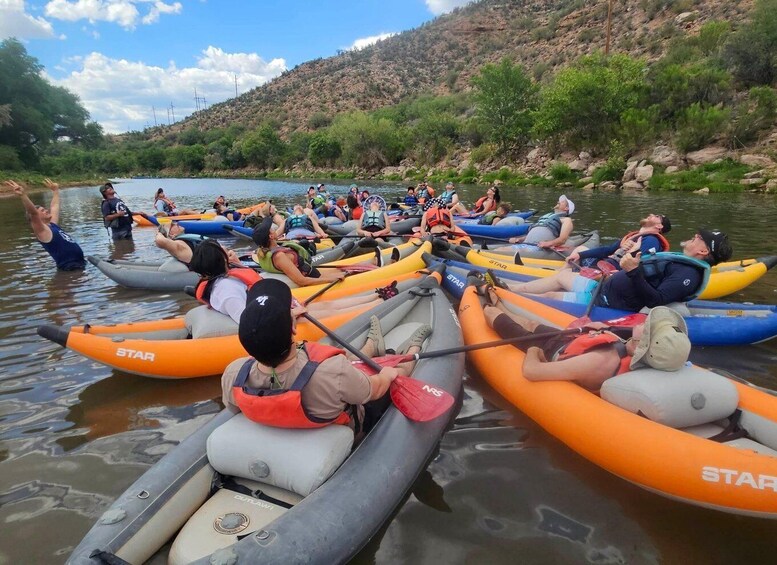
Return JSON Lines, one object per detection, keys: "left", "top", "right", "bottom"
{"left": 640, "top": 252, "right": 711, "bottom": 301}
{"left": 532, "top": 212, "right": 568, "bottom": 238}
{"left": 286, "top": 214, "right": 314, "bottom": 232}
{"left": 440, "top": 190, "right": 456, "bottom": 205}
{"left": 362, "top": 210, "right": 386, "bottom": 231}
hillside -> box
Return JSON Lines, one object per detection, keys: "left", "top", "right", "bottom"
{"left": 166, "top": 0, "right": 754, "bottom": 137}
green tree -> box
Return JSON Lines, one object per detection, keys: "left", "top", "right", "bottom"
{"left": 533, "top": 53, "right": 647, "bottom": 152}
{"left": 724, "top": 0, "right": 777, "bottom": 86}
{"left": 137, "top": 145, "right": 166, "bottom": 170}
{"left": 240, "top": 125, "right": 285, "bottom": 169}
{"left": 410, "top": 111, "right": 459, "bottom": 165}
{"left": 329, "top": 112, "right": 404, "bottom": 168}
{"left": 308, "top": 131, "right": 341, "bottom": 166}
{"left": 471, "top": 58, "right": 536, "bottom": 154}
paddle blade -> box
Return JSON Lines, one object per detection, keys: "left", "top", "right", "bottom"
{"left": 351, "top": 355, "right": 407, "bottom": 375}
{"left": 567, "top": 312, "right": 648, "bottom": 330}
{"left": 390, "top": 375, "right": 455, "bottom": 422}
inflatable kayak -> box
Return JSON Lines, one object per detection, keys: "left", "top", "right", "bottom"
{"left": 454, "top": 209, "right": 537, "bottom": 222}
{"left": 38, "top": 268, "right": 446, "bottom": 379}
{"left": 446, "top": 245, "right": 777, "bottom": 300}
{"left": 325, "top": 216, "right": 421, "bottom": 237}
{"left": 88, "top": 241, "right": 356, "bottom": 292}
{"left": 476, "top": 231, "right": 601, "bottom": 260}
{"left": 459, "top": 283, "right": 777, "bottom": 518}
{"left": 67, "top": 276, "right": 464, "bottom": 564}
{"left": 133, "top": 203, "right": 264, "bottom": 227}
{"left": 437, "top": 259, "right": 777, "bottom": 346}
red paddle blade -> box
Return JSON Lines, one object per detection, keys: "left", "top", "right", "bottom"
{"left": 567, "top": 312, "right": 648, "bottom": 330}
{"left": 390, "top": 375, "right": 455, "bottom": 422}
{"left": 340, "top": 263, "right": 378, "bottom": 273}
{"left": 578, "top": 267, "right": 603, "bottom": 280}
{"left": 351, "top": 355, "right": 407, "bottom": 375}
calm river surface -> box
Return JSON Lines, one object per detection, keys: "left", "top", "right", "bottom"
{"left": 1, "top": 178, "right": 777, "bottom": 564}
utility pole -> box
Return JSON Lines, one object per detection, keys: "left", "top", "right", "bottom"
{"left": 234, "top": 73, "right": 238, "bottom": 98}
{"left": 170, "top": 102, "right": 176, "bottom": 123}
{"left": 605, "top": 0, "right": 613, "bottom": 56}
{"left": 152, "top": 105, "right": 158, "bottom": 126}
{"left": 166, "top": 107, "right": 171, "bottom": 125}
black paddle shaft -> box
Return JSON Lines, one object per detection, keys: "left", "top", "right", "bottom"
{"left": 302, "top": 313, "right": 382, "bottom": 372}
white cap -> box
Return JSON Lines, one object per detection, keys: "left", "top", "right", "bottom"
{"left": 630, "top": 307, "right": 690, "bottom": 371}
{"left": 559, "top": 194, "right": 575, "bottom": 215}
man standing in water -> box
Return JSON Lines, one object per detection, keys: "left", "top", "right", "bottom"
{"left": 101, "top": 182, "right": 142, "bottom": 240}
{"left": 5, "top": 179, "right": 85, "bottom": 270}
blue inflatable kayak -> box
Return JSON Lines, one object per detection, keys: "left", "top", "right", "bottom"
{"left": 429, "top": 255, "right": 777, "bottom": 347}
{"left": 176, "top": 219, "right": 245, "bottom": 236}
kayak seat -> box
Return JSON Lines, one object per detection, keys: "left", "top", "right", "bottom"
{"left": 601, "top": 365, "right": 739, "bottom": 429}
{"left": 206, "top": 414, "right": 354, "bottom": 497}
{"left": 185, "top": 306, "right": 238, "bottom": 339}
{"left": 159, "top": 257, "right": 190, "bottom": 273}
{"left": 739, "top": 410, "right": 777, "bottom": 453}
{"left": 681, "top": 422, "right": 777, "bottom": 457}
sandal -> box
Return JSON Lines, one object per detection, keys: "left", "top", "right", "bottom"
{"left": 375, "top": 280, "right": 399, "bottom": 301}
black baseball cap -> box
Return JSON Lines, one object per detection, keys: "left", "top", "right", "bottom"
{"left": 252, "top": 216, "right": 274, "bottom": 248}
{"left": 698, "top": 228, "right": 733, "bottom": 265}
{"left": 238, "top": 279, "right": 294, "bottom": 366}
{"left": 99, "top": 182, "right": 113, "bottom": 195}
{"left": 659, "top": 215, "right": 671, "bottom": 234}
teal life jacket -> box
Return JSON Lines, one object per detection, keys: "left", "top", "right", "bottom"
{"left": 286, "top": 214, "right": 314, "bottom": 232}
{"left": 440, "top": 190, "right": 456, "bottom": 205}
{"left": 531, "top": 212, "right": 568, "bottom": 238}
{"left": 362, "top": 210, "right": 386, "bottom": 231}
{"left": 479, "top": 211, "right": 498, "bottom": 225}
{"left": 640, "top": 252, "right": 711, "bottom": 301}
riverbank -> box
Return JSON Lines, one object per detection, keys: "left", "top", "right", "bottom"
{"left": 0, "top": 173, "right": 105, "bottom": 197}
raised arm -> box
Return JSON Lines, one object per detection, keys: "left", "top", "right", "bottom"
{"left": 44, "top": 179, "right": 61, "bottom": 224}
{"left": 6, "top": 180, "right": 53, "bottom": 242}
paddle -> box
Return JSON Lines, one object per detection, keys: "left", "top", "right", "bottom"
{"left": 301, "top": 272, "right": 357, "bottom": 306}
{"left": 351, "top": 314, "right": 648, "bottom": 366}
{"left": 301, "top": 313, "right": 455, "bottom": 422}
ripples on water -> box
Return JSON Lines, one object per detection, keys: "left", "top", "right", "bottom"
{"left": 0, "top": 178, "right": 776, "bottom": 563}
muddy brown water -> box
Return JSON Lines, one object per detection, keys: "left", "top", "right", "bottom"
{"left": 1, "top": 178, "right": 777, "bottom": 563}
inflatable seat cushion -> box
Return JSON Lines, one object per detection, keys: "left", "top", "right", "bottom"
{"left": 185, "top": 306, "right": 238, "bottom": 339}
{"left": 601, "top": 365, "right": 739, "bottom": 428}
{"left": 159, "top": 257, "right": 190, "bottom": 273}
{"left": 740, "top": 410, "right": 777, "bottom": 453}
{"left": 206, "top": 414, "right": 354, "bottom": 497}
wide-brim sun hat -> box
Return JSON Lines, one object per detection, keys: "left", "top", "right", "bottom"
{"left": 630, "top": 306, "right": 690, "bottom": 371}
{"left": 363, "top": 195, "right": 387, "bottom": 211}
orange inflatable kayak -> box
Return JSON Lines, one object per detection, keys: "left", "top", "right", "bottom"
{"left": 37, "top": 269, "right": 443, "bottom": 379}
{"left": 459, "top": 284, "right": 777, "bottom": 518}
{"left": 133, "top": 202, "right": 265, "bottom": 227}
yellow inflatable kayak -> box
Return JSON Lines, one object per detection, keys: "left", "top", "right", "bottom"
{"left": 452, "top": 245, "right": 777, "bottom": 300}
{"left": 459, "top": 283, "right": 777, "bottom": 518}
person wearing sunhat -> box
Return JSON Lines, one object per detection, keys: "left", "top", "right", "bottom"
{"left": 356, "top": 196, "right": 392, "bottom": 239}
{"left": 483, "top": 301, "right": 691, "bottom": 391}
{"left": 220, "top": 278, "right": 431, "bottom": 433}
{"left": 566, "top": 213, "right": 673, "bottom": 272}
{"left": 509, "top": 228, "right": 733, "bottom": 312}
{"left": 502, "top": 194, "right": 575, "bottom": 249}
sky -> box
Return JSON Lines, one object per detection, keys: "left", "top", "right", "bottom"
{"left": 1, "top": 0, "right": 474, "bottom": 134}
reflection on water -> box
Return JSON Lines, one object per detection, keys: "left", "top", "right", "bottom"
{"left": 1, "top": 178, "right": 776, "bottom": 563}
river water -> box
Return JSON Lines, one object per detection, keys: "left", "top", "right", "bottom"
{"left": 1, "top": 178, "right": 777, "bottom": 564}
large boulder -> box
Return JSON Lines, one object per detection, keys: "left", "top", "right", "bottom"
{"left": 740, "top": 154, "right": 775, "bottom": 168}
{"left": 650, "top": 146, "right": 681, "bottom": 167}
{"left": 622, "top": 180, "right": 645, "bottom": 190}
{"left": 622, "top": 160, "right": 639, "bottom": 182}
{"left": 686, "top": 147, "right": 728, "bottom": 166}
{"left": 635, "top": 164, "right": 654, "bottom": 182}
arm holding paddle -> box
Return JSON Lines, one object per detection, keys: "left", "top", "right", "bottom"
{"left": 272, "top": 249, "right": 346, "bottom": 286}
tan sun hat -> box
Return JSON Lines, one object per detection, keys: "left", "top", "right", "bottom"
{"left": 630, "top": 306, "right": 690, "bottom": 371}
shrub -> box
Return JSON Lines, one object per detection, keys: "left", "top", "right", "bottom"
{"left": 723, "top": 0, "right": 777, "bottom": 86}
{"left": 674, "top": 103, "right": 730, "bottom": 153}
{"left": 727, "top": 86, "right": 777, "bottom": 147}
{"left": 469, "top": 143, "right": 495, "bottom": 164}
{"left": 618, "top": 106, "right": 662, "bottom": 151}
{"left": 0, "top": 145, "right": 24, "bottom": 170}
{"left": 549, "top": 163, "right": 578, "bottom": 183}
{"left": 650, "top": 159, "right": 752, "bottom": 192}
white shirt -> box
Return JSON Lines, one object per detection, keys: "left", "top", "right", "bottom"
{"left": 209, "top": 277, "right": 248, "bottom": 324}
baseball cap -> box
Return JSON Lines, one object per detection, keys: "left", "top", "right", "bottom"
{"left": 630, "top": 306, "right": 691, "bottom": 371}
{"left": 659, "top": 215, "right": 672, "bottom": 234}
{"left": 698, "top": 228, "right": 733, "bottom": 265}
{"left": 99, "top": 182, "right": 113, "bottom": 195}
{"left": 238, "top": 279, "right": 294, "bottom": 366}
{"left": 317, "top": 183, "right": 326, "bottom": 190}
{"left": 559, "top": 194, "right": 575, "bottom": 215}
{"left": 252, "top": 216, "right": 274, "bottom": 248}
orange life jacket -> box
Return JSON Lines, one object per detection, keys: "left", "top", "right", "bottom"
{"left": 194, "top": 267, "right": 262, "bottom": 305}
{"left": 425, "top": 207, "right": 453, "bottom": 229}
{"left": 619, "top": 230, "right": 670, "bottom": 252}
{"left": 557, "top": 332, "right": 632, "bottom": 376}
{"left": 232, "top": 342, "right": 352, "bottom": 428}
{"left": 473, "top": 196, "right": 496, "bottom": 214}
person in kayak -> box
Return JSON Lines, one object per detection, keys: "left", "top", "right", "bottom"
{"left": 252, "top": 217, "right": 346, "bottom": 287}
{"left": 221, "top": 277, "right": 432, "bottom": 433}
{"left": 189, "top": 240, "right": 390, "bottom": 324}
{"left": 356, "top": 197, "right": 392, "bottom": 239}
{"left": 6, "top": 179, "right": 86, "bottom": 271}
{"left": 484, "top": 298, "right": 691, "bottom": 391}
{"left": 419, "top": 197, "right": 460, "bottom": 238}
{"left": 438, "top": 182, "right": 462, "bottom": 212}
{"left": 154, "top": 222, "right": 208, "bottom": 265}
{"left": 153, "top": 188, "right": 198, "bottom": 216}
{"left": 478, "top": 203, "right": 512, "bottom": 226}
{"left": 416, "top": 181, "right": 434, "bottom": 204}
{"left": 508, "top": 229, "right": 733, "bottom": 311}
{"left": 497, "top": 195, "right": 575, "bottom": 251}
{"left": 566, "top": 213, "right": 672, "bottom": 271}
{"left": 243, "top": 201, "right": 285, "bottom": 230}
{"left": 453, "top": 186, "right": 501, "bottom": 217}
{"left": 278, "top": 204, "right": 328, "bottom": 239}
{"left": 347, "top": 194, "right": 363, "bottom": 220}
{"left": 404, "top": 186, "right": 419, "bottom": 207}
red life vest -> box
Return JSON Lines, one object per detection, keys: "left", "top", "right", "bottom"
{"left": 194, "top": 267, "right": 262, "bottom": 305}
{"left": 620, "top": 230, "right": 670, "bottom": 252}
{"left": 557, "top": 332, "right": 632, "bottom": 376}
{"left": 425, "top": 207, "right": 453, "bottom": 228}
{"left": 473, "top": 196, "right": 496, "bottom": 214}
{"left": 232, "top": 342, "right": 352, "bottom": 428}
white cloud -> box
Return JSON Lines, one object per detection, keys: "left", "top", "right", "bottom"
{"left": 348, "top": 32, "right": 396, "bottom": 51}
{"left": 425, "top": 0, "right": 473, "bottom": 16}
{"left": 50, "top": 47, "right": 287, "bottom": 133}
{"left": 0, "top": 0, "right": 56, "bottom": 40}
{"left": 44, "top": 0, "right": 181, "bottom": 29}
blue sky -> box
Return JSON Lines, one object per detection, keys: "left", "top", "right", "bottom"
{"left": 1, "top": 0, "right": 473, "bottom": 133}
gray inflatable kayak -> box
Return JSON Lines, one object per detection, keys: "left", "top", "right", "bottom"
{"left": 89, "top": 241, "right": 357, "bottom": 292}
{"left": 66, "top": 273, "right": 464, "bottom": 565}
{"left": 325, "top": 215, "right": 421, "bottom": 236}
{"left": 477, "top": 230, "right": 601, "bottom": 260}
